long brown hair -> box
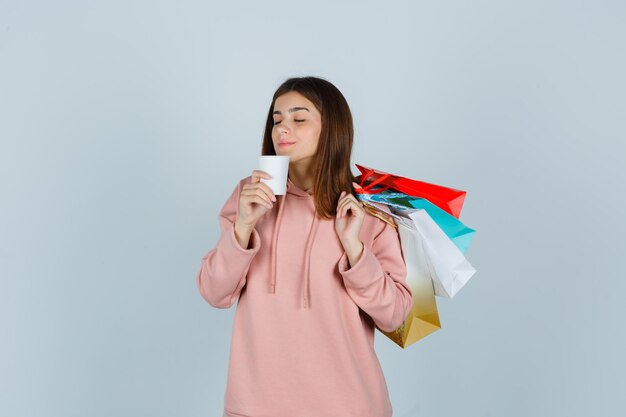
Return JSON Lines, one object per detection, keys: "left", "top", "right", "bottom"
{"left": 261, "top": 76, "right": 357, "bottom": 220}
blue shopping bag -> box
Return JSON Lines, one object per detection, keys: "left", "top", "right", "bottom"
{"left": 355, "top": 189, "right": 476, "bottom": 255}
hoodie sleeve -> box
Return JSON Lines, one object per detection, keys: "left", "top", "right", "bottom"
{"left": 337, "top": 214, "right": 414, "bottom": 332}
{"left": 197, "top": 179, "right": 262, "bottom": 309}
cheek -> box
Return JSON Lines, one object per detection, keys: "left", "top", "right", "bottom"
{"left": 309, "top": 126, "right": 321, "bottom": 146}
{"left": 301, "top": 128, "right": 315, "bottom": 143}
{"left": 304, "top": 124, "right": 320, "bottom": 138}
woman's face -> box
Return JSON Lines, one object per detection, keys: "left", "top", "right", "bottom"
{"left": 271, "top": 91, "right": 322, "bottom": 165}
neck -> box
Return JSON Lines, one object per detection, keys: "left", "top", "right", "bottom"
{"left": 288, "top": 161, "right": 314, "bottom": 192}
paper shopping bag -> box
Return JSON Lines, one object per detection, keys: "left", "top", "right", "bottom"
{"left": 363, "top": 202, "right": 476, "bottom": 299}
{"left": 397, "top": 207, "right": 476, "bottom": 298}
{"left": 356, "top": 189, "right": 476, "bottom": 255}
{"left": 363, "top": 202, "right": 442, "bottom": 348}
{"left": 355, "top": 164, "right": 467, "bottom": 218}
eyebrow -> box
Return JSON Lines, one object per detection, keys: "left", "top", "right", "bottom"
{"left": 273, "top": 107, "right": 310, "bottom": 115}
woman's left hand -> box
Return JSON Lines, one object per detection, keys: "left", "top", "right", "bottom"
{"left": 334, "top": 184, "right": 365, "bottom": 249}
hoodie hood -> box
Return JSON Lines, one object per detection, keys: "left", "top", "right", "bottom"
{"left": 269, "top": 176, "right": 320, "bottom": 309}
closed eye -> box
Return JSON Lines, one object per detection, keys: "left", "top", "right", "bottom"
{"left": 273, "top": 119, "right": 305, "bottom": 126}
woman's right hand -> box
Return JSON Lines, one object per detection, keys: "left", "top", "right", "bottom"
{"left": 235, "top": 170, "right": 277, "bottom": 229}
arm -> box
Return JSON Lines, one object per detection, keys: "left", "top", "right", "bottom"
{"left": 338, "top": 217, "right": 414, "bottom": 332}
{"left": 196, "top": 180, "right": 261, "bottom": 308}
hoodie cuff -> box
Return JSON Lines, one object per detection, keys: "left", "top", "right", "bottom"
{"left": 338, "top": 244, "right": 384, "bottom": 290}
{"left": 225, "top": 222, "right": 261, "bottom": 255}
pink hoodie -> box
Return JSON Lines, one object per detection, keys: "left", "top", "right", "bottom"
{"left": 197, "top": 175, "right": 414, "bottom": 417}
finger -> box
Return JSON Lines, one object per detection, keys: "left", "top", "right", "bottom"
{"left": 338, "top": 194, "right": 356, "bottom": 208}
{"left": 247, "top": 194, "right": 273, "bottom": 209}
{"left": 336, "top": 200, "right": 346, "bottom": 217}
{"left": 337, "top": 192, "right": 347, "bottom": 216}
{"left": 352, "top": 181, "right": 363, "bottom": 190}
{"left": 243, "top": 181, "right": 277, "bottom": 202}
{"left": 336, "top": 201, "right": 345, "bottom": 217}
{"left": 242, "top": 187, "right": 274, "bottom": 207}
{"left": 254, "top": 195, "right": 273, "bottom": 209}
{"left": 341, "top": 199, "right": 363, "bottom": 217}
{"left": 251, "top": 170, "right": 273, "bottom": 183}
{"left": 338, "top": 191, "right": 357, "bottom": 209}
{"left": 340, "top": 202, "right": 350, "bottom": 217}
{"left": 338, "top": 199, "right": 354, "bottom": 217}
{"left": 241, "top": 191, "right": 272, "bottom": 205}
{"left": 254, "top": 187, "right": 275, "bottom": 205}
{"left": 256, "top": 181, "right": 277, "bottom": 202}
{"left": 347, "top": 195, "right": 364, "bottom": 210}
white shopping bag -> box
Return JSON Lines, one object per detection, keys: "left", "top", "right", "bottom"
{"left": 362, "top": 202, "right": 442, "bottom": 348}
{"left": 389, "top": 207, "right": 476, "bottom": 298}
{"left": 362, "top": 201, "right": 476, "bottom": 298}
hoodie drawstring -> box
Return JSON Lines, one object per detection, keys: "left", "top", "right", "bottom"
{"left": 268, "top": 191, "right": 319, "bottom": 309}
{"left": 301, "top": 213, "right": 319, "bottom": 308}
{"left": 269, "top": 194, "right": 286, "bottom": 295}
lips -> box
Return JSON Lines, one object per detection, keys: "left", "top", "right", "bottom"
{"left": 278, "top": 141, "right": 295, "bottom": 147}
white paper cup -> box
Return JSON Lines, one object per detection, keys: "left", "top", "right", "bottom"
{"left": 258, "top": 155, "right": 290, "bottom": 195}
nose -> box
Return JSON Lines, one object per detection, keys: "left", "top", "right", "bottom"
{"left": 278, "top": 124, "right": 290, "bottom": 136}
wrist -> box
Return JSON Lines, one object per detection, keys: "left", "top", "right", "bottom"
{"left": 343, "top": 238, "right": 363, "bottom": 252}
{"left": 344, "top": 240, "right": 364, "bottom": 268}
{"left": 234, "top": 220, "right": 254, "bottom": 249}
{"left": 235, "top": 218, "right": 254, "bottom": 233}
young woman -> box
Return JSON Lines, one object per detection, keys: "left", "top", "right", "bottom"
{"left": 197, "top": 76, "right": 414, "bottom": 417}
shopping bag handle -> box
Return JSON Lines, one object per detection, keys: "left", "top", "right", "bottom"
{"left": 356, "top": 169, "right": 392, "bottom": 194}
{"left": 362, "top": 202, "right": 397, "bottom": 229}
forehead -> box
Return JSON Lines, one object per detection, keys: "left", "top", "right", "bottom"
{"left": 273, "top": 91, "right": 319, "bottom": 114}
